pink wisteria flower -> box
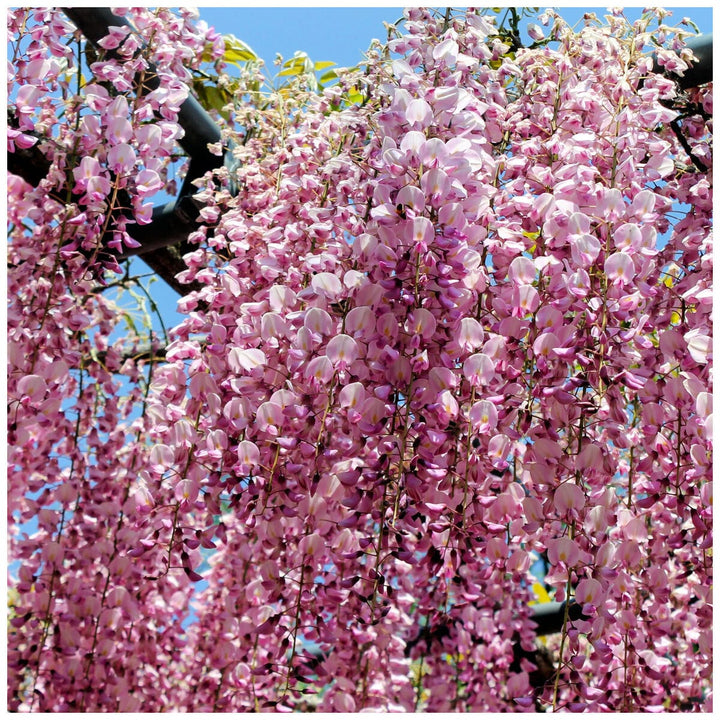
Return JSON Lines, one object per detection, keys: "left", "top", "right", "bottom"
{"left": 7, "top": 5, "right": 712, "bottom": 714}
{"left": 72, "top": 156, "right": 111, "bottom": 198}
{"left": 554, "top": 483, "right": 586, "bottom": 517}
{"left": 326, "top": 333, "right": 358, "bottom": 369}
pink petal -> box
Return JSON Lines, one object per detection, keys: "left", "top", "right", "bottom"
{"left": 508, "top": 256, "right": 535, "bottom": 285}
{"left": 326, "top": 334, "right": 358, "bottom": 368}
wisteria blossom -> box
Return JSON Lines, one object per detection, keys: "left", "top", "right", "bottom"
{"left": 7, "top": 6, "right": 712, "bottom": 713}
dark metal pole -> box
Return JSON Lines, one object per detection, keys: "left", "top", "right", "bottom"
{"left": 531, "top": 600, "right": 587, "bottom": 635}
{"left": 61, "top": 7, "right": 222, "bottom": 170}
{"left": 653, "top": 33, "right": 713, "bottom": 89}
{"left": 301, "top": 599, "right": 591, "bottom": 691}
{"left": 61, "top": 7, "right": 238, "bottom": 280}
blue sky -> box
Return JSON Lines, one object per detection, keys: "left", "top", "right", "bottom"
{"left": 196, "top": 5, "right": 714, "bottom": 75}
{"left": 199, "top": 5, "right": 406, "bottom": 74}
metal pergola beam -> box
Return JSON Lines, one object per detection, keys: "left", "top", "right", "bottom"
{"left": 300, "top": 600, "right": 589, "bottom": 697}
{"left": 61, "top": 7, "right": 223, "bottom": 174}
{"left": 403, "top": 599, "right": 588, "bottom": 653}
{"left": 60, "top": 7, "right": 237, "bottom": 293}
{"left": 531, "top": 599, "right": 586, "bottom": 635}
{"left": 659, "top": 33, "right": 713, "bottom": 89}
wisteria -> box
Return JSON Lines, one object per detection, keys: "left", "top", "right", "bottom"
{"left": 7, "top": 7, "right": 712, "bottom": 712}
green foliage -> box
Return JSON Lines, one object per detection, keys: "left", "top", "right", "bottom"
{"left": 276, "top": 51, "right": 344, "bottom": 95}
{"left": 193, "top": 79, "right": 233, "bottom": 120}
{"left": 190, "top": 7, "right": 557, "bottom": 118}
{"left": 193, "top": 33, "right": 263, "bottom": 119}
{"left": 187, "top": 14, "right": 384, "bottom": 119}
{"left": 204, "top": 33, "right": 258, "bottom": 65}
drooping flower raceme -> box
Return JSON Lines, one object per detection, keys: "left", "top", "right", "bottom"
{"left": 7, "top": 6, "right": 712, "bottom": 713}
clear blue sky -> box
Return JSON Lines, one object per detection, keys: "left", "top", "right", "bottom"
{"left": 196, "top": 5, "right": 714, "bottom": 75}
{"left": 199, "top": 5, "right": 406, "bottom": 74}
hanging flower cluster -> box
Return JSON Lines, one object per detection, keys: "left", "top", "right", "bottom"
{"left": 7, "top": 7, "right": 224, "bottom": 711}
{"left": 8, "top": 6, "right": 712, "bottom": 712}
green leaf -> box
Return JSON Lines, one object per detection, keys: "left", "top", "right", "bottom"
{"left": 192, "top": 79, "right": 232, "bottom": 119}
{"left": 344, "top": 86, "right": 364, "bottom": 105}
{"left": 277, "top": 66, "right": 302, "bottom": 77}
{"left": 281, "top": 52, "right": 313, "bottom": 75}
{"left": 206, "top": 85, "right": 230, "bottom": 111}
{"left": 222, "top": 33, "right": 258, "bottom": 64}
{"left": 200, "top": 41, "right": 219, "bottom": 64}
{"left": 319, "top": 69, "right": 338, "bottom": 84}
{"left": 314, "top": 60, "right": 336, "bottom": 71}
{"left": 282, "top": 52, "right": 309, "bottom": 67}
{"left": 193, "top": 80, "right": 212, "bottom": 110}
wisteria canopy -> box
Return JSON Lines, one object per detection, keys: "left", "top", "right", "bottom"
{"left": 7, "top": 6, "right": 712, "bottom": 712}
